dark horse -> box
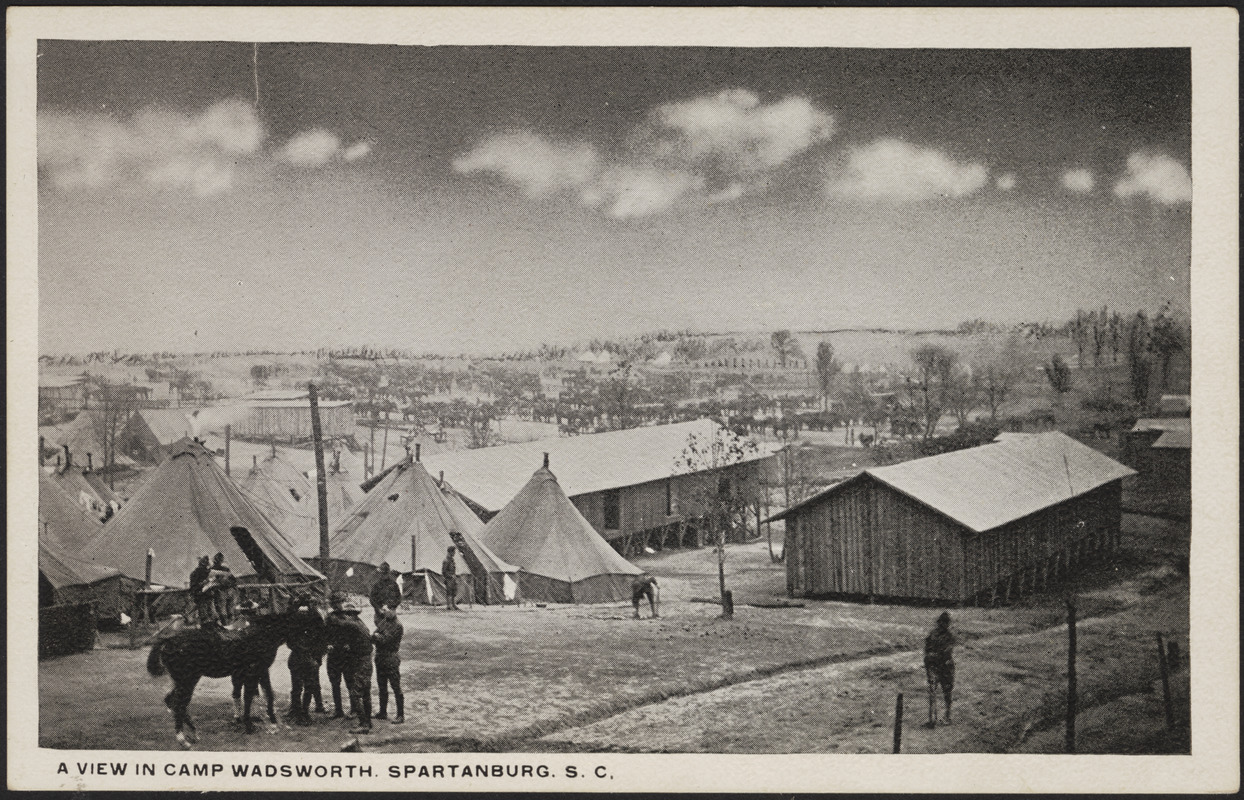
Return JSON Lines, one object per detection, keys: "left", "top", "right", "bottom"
{"left": 147, "top": 606, "right": 324, "bottom": 749}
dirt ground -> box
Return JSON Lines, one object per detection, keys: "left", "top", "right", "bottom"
{"left": 39, "top": 514, "right": 1189, "bottom": 754}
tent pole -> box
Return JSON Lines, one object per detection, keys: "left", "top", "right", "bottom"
{"left": 309, "top": 383, "right": 331, "bottom": 583}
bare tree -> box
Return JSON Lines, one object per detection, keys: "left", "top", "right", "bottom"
{"left": 908, "top": 344, "right": 959, "bottom": 439}
{"left": 1127, "top": 310, "right": 1153, "bottom": 407}
{"left": 1149, "top": 303, "right": 1187, "bottom": 393}
{"left": 84, "top": 377, "right": 139, "bottom": 487}
{"left": 943, "top": 364, "right": 980, "bottom": 427}
{"left": 675, "top": 427, "right": 760, "bottom": 617}
{"left": 1042, "top": 354, "right": 1074, "bottom": 400}
{"left": 1108, "top": 310, "right": 1124, "bottom": 364}
{"left": 814, "top": 341, "right": 841, "bottom": 412}
{"left": 1090, "top": 306, "right": 1109, "bottom": 368}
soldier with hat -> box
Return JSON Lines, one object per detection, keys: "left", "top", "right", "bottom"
{"left": 325, "top": 591, "right": 357, "bottom": 720}
{"left": 369, "top": 562, "right": 402, "bottom": 624}
{"left": 327, "top": 594, "right": 374, "bottom": 734}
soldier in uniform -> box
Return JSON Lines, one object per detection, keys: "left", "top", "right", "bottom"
{"left": 325, "top": 592, "right": 358, "bottom": 720}
{"left": 188, "top": 556, "right": 213, "bottom": 626}
{"left": 924, "top": 611, "right": 956, "bottom": 727}
{"left": 371, "top": 604, "right": 405, "bottom": 724}
{"left": 369, "top": 562, "right": 402, "bottom": 624}
{"left": 441, "top": 546, "right": 459, "bottom": 611}
{"left": 327, "top": 597, "right": 374, "bottom": 734}
{"left": 286, "top": 597, "right": 326, "bottom": 725}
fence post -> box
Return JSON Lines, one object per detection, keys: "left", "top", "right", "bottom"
{"left": 1156, "top": 633, "right": 1174, "bottom": 729}
{"left": 893, "top": 692, "right": 904, "bottom": 754}
{"left": 1066, "top": 598, "right": 1077, "bottom": 754}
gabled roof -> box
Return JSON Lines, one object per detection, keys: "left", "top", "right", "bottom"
{"left": 81, "top": 438, "right": 323, "bottom": 586}
{"left": 423, "top": 419, "right": 770, "bottom": 512}
{"left": 1153, "top": 429, "right": 1192, "bottom": 450}
{"left": 329, "top": 458, "right": 516, "bottom": 577}
{"left": 481, "top": 466, "right": 642, "bottom": 584}
{"left": 1130, "top": 417, "right": 1191, "bottom": 434}
{"left": 768, "top": 431, "right": 1136, "bottom": 533}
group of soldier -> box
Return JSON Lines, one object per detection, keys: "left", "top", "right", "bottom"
{"left": 189, "top": 553, "right": 237, "bottom": 627}
{"left": 281, "top": 563, "right": 407, "bottom": 735}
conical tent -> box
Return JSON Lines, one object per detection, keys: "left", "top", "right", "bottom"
{"left": 39, "top": 471, "right": 104, "bottom": 552}
{"left": 322, "top": 458, "right": 518, "bottom": 604}
{"left": 481, "top": 465, "right": 642, "bottom": 604}
{"left": 237, "top": 453, "right": 323, "bottom": 558}
{"left": 80, "top": 438, "right": 324, "bottom": 591}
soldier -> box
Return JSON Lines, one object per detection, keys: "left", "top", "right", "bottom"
{"left": 188, "top": 555, "right": 213, "bottom": 626}
{"left": 207, "top": 552, "right": 236, "bottom": 626}
{"left": 327, "top": 597, "right": 374, "bottom": 734}
{"left": 371, "top": 604, "right": 405, "bottom": 724}
{"left": 369, "top": 562, "right": 402, "bottom": 624}
{"left": 924, "top": 611, "right": 956, "bottom": 727}
{"left": 631, "top": 573, "right": 659, "bottom": 619}
{"left": 286, "top": 598, "right": 326, "bottom": 726}
{"left": 441, "top": 546, "right": 459, "bottom": 611}
{"left": 324, "top": 592, "right": 357, "bottom": 720}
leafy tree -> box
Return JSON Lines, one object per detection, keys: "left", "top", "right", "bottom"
{"left": 1042, "top": 354, "right": 1073, "bottom": 397}
{"left": 674, "top": 427, "right": 760, "bottom": 618}
{"left": 814, "top": 341, "right": 841, "bottom": 412}
{"left": 1149, "top": 303, "right": 1186, "bottom": 393}
{"left": 770, "top": 330, "right": 802, "bottom": 369}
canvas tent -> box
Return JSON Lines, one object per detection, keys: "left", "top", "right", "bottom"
{"left": 481, "top": 461, "right": 643, "bottom": 604}
{"left": 80, "top": 438, "right": 325, "bottom": 617}
{"left": 237, "top": 453, "right": 324, "bottom": 558}
{"left": 38, "top": 473, "right": 126, "bottom": 626}
{"left": 320, "top": 457, "right": 519, "bottom": 604}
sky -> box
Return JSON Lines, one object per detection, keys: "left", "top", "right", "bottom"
{"left": 36, "top": 43, "right": 1192, "bottom": 356}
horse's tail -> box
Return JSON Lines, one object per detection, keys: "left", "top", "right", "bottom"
{"left": 146, "top": 640, "right": 167, "bottom": 677}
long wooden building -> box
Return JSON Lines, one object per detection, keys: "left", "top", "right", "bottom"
{"left": 424, "top": 419, "right": 774, "bottom": 556}
{"left": 769, "top": 432, "right": 1135, "bottom": 604}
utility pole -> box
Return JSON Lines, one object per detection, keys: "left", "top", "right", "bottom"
{"left": 309, "top": 382, "right": 331, "bottom": 573}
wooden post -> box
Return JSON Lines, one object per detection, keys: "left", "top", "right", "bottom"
{"left": 1066, "top": 598, "right": 1077, "bottom": 753}
{"left": 411, "top": 534, "right": 418, "bottom": 574}
{"left": 224, "top": 424, "right": 231, "bottom": 476}
{"left": 892, "top": 692, "right": 904, "bottom": 754}
{"left": 309, "top": 383, "right": 331, "bottom": 576}
{"left": 144, "top": 548, "right": 154, "bottom": 624}
{"left": 1156, "top": 633, "right": 1174, "bottom": 729}
{"left": 380, "top": 408, "right": 390, "bottom": 471}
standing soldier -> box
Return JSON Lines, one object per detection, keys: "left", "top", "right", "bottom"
{"left": 371, "top": 604, "right": 405, "bottom": 724}
{"left": 286, "top": 597, "right": 326, "bottom": 725}
{"left": 631, "top": 573, "right": 660, "bottom": 619}
{"left": 207, "top": 552, "right": 236, "bottom": 626}
{"left": 924, "top": 611, "right": 956, "bottom": 727}
{"left": 328, "top": 598, "right": 374, "bottom": 734}
{"left": 189, "top": 555, "right": 212, "bottom": 626}
{"left": 441, "top": 546, "right": 459, "bottom": 611}
{"left": 369, "top": 562, "right": 402, "bottom": 625}
{"left": 325, "top": 592, "right": 358, "bottom": 720}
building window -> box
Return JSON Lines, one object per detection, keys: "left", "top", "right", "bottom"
{"left": 603, "top": 489, "right": 621, "bottom": 530}
{"left": 665, "top": 479, "right": 673, "bottom": 517}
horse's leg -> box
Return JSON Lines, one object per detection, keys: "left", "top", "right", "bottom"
{"left": 260, "top": 671, "right": 280, "bottom": 732}
{"left": 232, "top": 675, "right": 244, "bottom": 722}
{"left": 242, "top": 679, "right": 258, "bottom": 734}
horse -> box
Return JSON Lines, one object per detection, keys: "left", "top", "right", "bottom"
{"left": 147, "top": 605, "right": 324, "bottom": 749}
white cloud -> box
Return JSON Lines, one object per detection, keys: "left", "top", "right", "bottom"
{"left": 1113, "top": 152, "right": 1191, "bottom": 204}
{"left": 651, "top": 90, "right": 835, "bottom": 173}
{"left": 995, "top": 173, "right": 1017, "bottom": 191}
{"left": 343, "top": 141, "right": 373, "bottom": 162}
{"left": 1061, "top": 168, "right": 1095, "bottom": 194}
{"left": 831, "top": 139, "right": 989, "bottom": 202}
{"left": 38, "top": 99, "right": 368, "bottom": 197}
{"left": 592, "top": 167, "right": 703, "bottom": 219}
{"left": 453, "top": 131, "right": 599, "bottom": 198}
{"left": 455, "top": 90, "right": 835, "bottom": 218}
{"left": 278, "top": 129, "right": 343, "bottom": 166}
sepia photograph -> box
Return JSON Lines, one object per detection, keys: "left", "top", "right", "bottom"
{"left": 7, "top": 6, "right": 1238, "bottom": 794}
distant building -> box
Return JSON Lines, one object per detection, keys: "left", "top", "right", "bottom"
{"left": 1157, "top": 394, "right": 1191, "bottom": 417}
{"left": 769, "top": 432, "right": 1135, "bottom": 604}
{"left": 424, "top": 419, "right": 775, "bottom": 556}
{"left": 226, "top": 390, "right": 354, "bottom": 443}
{"left": 38, "top": 376, "right": 88, "bottom": 422}
{"left": 120, "top": 408, "right": 198, "bottom": 464}
{"left": 1123, "top": 417, "right": 1191, "bottom": 491}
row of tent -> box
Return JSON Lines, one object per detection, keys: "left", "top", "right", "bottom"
{"left": 39, "top": 436, "right": 644, "bottom": 624}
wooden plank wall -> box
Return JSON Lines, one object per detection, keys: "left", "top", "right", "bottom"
{"left": 232, "top": 404, "right": 354, "bottom": 440}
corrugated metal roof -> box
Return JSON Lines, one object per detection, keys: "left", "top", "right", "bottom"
{"left": 768, "top": 431, "right": 1135, "bottom": 533}
{"left": 422, "top": 419, "right": 770, "bottom": 512}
